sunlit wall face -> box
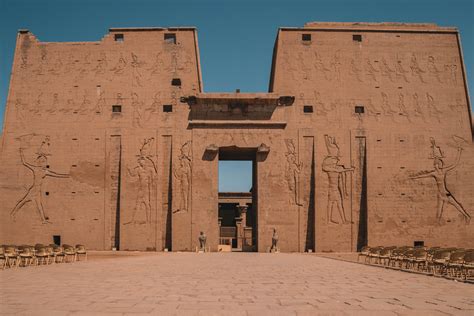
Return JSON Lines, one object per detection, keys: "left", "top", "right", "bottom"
{"left": 218, "top": 161, "right": 252, "bottom": 192}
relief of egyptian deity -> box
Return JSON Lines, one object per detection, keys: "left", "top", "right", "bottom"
{"left": 297, "top": 51, "right": 312, "bottom": 80}
{"left": 410, "top": 53, "right": 426, "bottom": 83}
{"left": 397, "top": 93, "right": 411, "bottom": 122}
{"left": 124, "top": 138, "right": 157, "bottom": 225}
{"left": 330, "top": 50, "right": 342, "bottom": 81}
{"left": 349, "top": 58, "right": 363, "bottom": 82}
{"left": 426, "top": 93, "right": 442, "bottom": 123}
{"left": 14, "top": 98, "right": 27, "bottom": 122}
{"left": 30, "top": 93, "right": 42, "bottom": 114}
{"left": 45, "top": 93, "right": 60, "bottom": 115}
{"left": 379, "top": 57, "right": 395, "bottom": 82}
{"left": 364, "top": 59, "right": 378, "bottom": 82}
{"left": 322, "top": 135, "right": 354, "bottom": 224}
{"left": 284, "top": 139, "right": 303, "bottom": 206}
{"left": 144, "top": 92, "right": 161, "bottom": 120}
{"left": 131, "top": 53, "right": 145, "bottom": 87}
{"left": 444, "top": 58, "right": 458, "bottom": 85}
{"left": 395, "top": 57, "right": 410, "bottom": 83}
{"left": 410, "top": 137, "right": 470, "bottom": 223}
{"left": 380, "top": 92, "right": 397, "bottom": 119}
{"left": 79, "top": 93, "right": 92, "bottom": 115}
{"left": 168, "top": 51, "right": 179, "bottom": 75}
{"left": 111, "top": 53, "right": 127, "bottom": 74}
{"left": 94, "top": 52, "right": 108, "bottom": 75}
{"left": 412, "top": 93, "right": 427, "bottom": 123}
{"left": 10, "top": 134, "right": 69, "bottom": 224}
{"left": 313, "top": 51, "right": 330, "bottom": 80}
{"left": 449, "top": 98, "right": 467, "bottom": 126}
{"left": 95, "top": 90, "right": 106, "bottom": 113}
{"left": 362, "top": 99, "right": 382, "bottom": 120}
{"left": 177, "top": 51, "right": 193, "bottom": 74}
{"left": 173, "top": 141, "right": 192, "bottom": 213}
{"left": 313, "top": 92, "right": 334, "bottom": 116}
{"left": 131, "top": 92, "right": 143, "bottom": 127}
{"left": 427, "top": 56, "right": 443, "bottom": 83}
{"left": 148, "top": 52, "right": 164, "bottom": 75}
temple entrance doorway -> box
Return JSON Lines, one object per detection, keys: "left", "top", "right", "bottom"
{"left": 218, "top": 147, "right": 257, "bottom": 252}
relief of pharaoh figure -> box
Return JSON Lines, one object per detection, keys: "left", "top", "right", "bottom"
{"left": 322, "top": 135, "right": 354, "bottom": 224}
{"left": 174, "top": 141, "right": 192, "bottom": 213}
{"left": 11, "top": 137, "right": 69, "bottom": 224}
{"left": 125, "top": 156, "right": 157, "bottom": 224}
{"left": 410, "top": 138, "right": 470, "bottom": 223}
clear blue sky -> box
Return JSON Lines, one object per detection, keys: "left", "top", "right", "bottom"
{"left": 1, "top": 0, "right": 473, "bottom": 191}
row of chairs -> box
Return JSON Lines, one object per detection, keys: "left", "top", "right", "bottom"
{"left": 358, "top": 246, "right": 474, "bottom": 280}
{"left": 0, "top": 244, "right": 87, "bottom": 269}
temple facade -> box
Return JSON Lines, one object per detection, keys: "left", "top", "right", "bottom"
{"left": 0, "top": 22, "right": 473, "bottom": 252}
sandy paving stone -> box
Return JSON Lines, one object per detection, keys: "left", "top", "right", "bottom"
{"left": 1, "top": 252, "right": 473, "bottom": 315}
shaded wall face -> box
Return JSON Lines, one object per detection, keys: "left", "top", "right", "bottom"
{"left": 271, "top": 29, "right": 474, "bottom": 250}
{"left": 0, "top": 30, "right": 200, "bottom": 250}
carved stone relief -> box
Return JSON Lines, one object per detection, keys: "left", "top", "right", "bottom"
{"left": 397, "top": 93, "right": 411, "bottom": 122}
{"left": 330, "top": 50, "right": 342, "bottom": 81}
{"left": 95, "top": 90, "right": 106, "bottom": 114}
{"left": 173, "top": 141, "right": 192, "bottom": 213}
{"left": 313, "top": 51, "right": 330, "bottom": 80}
{"left": 395, "top": 58, "right": 410, "bottom": 83}
{"left": 349, "top": 58, "right": 363, "bottom": 82}
{"left": 410, "top": 137, "right": 470, "bottom": 224}
{"left": 131, "top": 92, "right": 143, "bottom": 128}
{"left": 131, "top": 53, "right": 145, "bottom": 87}
{"left": 284, "top": 139, "right": 302, "bottom": 206}
{"left": 111, "top": 53, "right": 127, "bottom": 74}
{"left": 409, "top": 53, "right": 426, "bottom": 83}
{"left": 125, "top": 138, "right": 157, "bottom": 225}
{"left": 14, "top": 98, "right": 27, "bottom": 123}
{"left": 379, "top": 57, "right": 395, "bottom": 82}
{"left": 427, "top": 56, "right": 443, "bottom": 83}
{"left": 144, "top": 92, "right": 160, "bottom": 120}
{"left": 148, "top": 52, "right": 164, "bottom": 76}
{"left": 426, "top": 93, "right": 442, "bottom": 123}
{"left": 11, "top": 134, "right": 69, "bottom": 224}
{"left": 412, "top": 93, "right": 426, "bottom": 123}
{"left": 79, "top": 93, "right": 92, "bottom": 115}
{"left": 322, "top": 135, "right": 354, "bottom": 224}
{"left": 94, "top": 52, "right": 108, "bottom": 75}
{"left": 380, "top": 92, "right": 396, "bottom": 119}
{"left": 364, "top": 59, "right": 378, "bottom": 82}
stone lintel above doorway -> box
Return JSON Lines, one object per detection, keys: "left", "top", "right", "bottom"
{"left": 188, "top": 120, "right": 287, "bottom": 129}
{"left": 181, "top": 93, "right": 295, "bottom": 107}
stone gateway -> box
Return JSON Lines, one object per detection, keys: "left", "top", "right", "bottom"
{"left": 0, "top": 22, "right": 473, "bottom": 252}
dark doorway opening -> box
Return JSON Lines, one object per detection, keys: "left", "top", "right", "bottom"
{"left": 53, "top": 235, "right": 61, "bottom": 246}
{"left": 218, "top": 147, "right": 257, "bottom": 252}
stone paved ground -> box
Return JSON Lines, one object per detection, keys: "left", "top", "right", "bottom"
{"left": 1, "top": 252, "right": 473, "bottom": 315}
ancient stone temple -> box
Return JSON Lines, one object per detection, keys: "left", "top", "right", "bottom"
{"left": 0, "top": 22, "right": 473, "bottom": 252}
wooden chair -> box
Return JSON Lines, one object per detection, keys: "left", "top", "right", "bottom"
{"left": 63, "top": 245, "right": 77, "bottom": 263}
{"left": 75, "top": 245, "right": 87, "bottom": 261}
{"left": 461, "top": 250, "right": 474, "bottom": 280}
{"left": 358, "top": 246, "right": 371, "bottom": 263}
{"left": 0, "top": 246, "right": 7, "bottom": 269}
{"left": 4, "top": 246, "right": 20, "bottom": 268}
